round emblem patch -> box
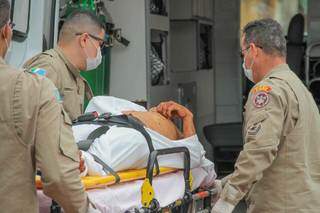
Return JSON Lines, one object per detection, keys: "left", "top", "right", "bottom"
{"left": 253, "top": 91, "right": 269, "bottom": 108}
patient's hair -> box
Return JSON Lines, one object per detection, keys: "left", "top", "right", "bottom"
{"left": 243, "top": 18, "right": 286, "bottom": 57}
{"left": 59, "top": 10, "right": 104, "bottom": 43}
{"left": 0, "top": 0, "right": 10, "bottom": 29}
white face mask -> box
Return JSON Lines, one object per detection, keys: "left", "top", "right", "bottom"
{"left": 84, "top": 38, "right": 102, "bottom": 71}
{"left": 242, "top": 49, "right": 254, "bottom": 82}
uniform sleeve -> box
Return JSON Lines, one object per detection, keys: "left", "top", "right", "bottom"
{"left": 34, "top": 78, "right": 89, "bottom": 213}
{"left": 23, "top": 56, "right": 60, "bottom": 87}
{"left": 219, "top": 81, "right": 286, "bottom": 206}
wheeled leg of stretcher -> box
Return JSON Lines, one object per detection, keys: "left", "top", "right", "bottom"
{"left": 129, "top": 147, "right": 218, "bottom": 213}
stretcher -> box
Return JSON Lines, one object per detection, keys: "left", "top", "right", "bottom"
{"left": 38, "top": 97, "right": 217, "bottom": 212}
{"left": 37, "top": 147, "right": 217, "bottom": 213}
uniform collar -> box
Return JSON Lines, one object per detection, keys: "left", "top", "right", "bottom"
{"left": 0, "top": 57, "right": 6, "bottom": 65}
{"left": 54, "top": 46, "right": 81, "bottom": 78}
{"left": 262, "top": 63, "right": 290, "bottom": 80}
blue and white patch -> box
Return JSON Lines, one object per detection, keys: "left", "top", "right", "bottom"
{"left": 53, "top": 88, "right": 63, "bottom": 103}
{"left": 31, "top": 68, "right": 47, "bottom": 76}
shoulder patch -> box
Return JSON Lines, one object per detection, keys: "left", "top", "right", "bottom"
{"left": 252, "top": 85, "right": 272, "bottom": 94}
{"left": 252, "top": 91, "right": 269, "bottom": 108}
{"left": 53, "top": 88, "right": 63, "bottom": 103}
{"left": 31, "top": 68, "right": 47, "bottom": 76}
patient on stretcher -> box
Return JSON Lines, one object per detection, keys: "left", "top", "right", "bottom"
{"left": 73, "top": 96, "right": 214, "bottom": 177}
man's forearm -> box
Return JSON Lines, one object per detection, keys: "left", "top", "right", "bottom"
{"left": 183, "top": 116, "right": 196, "bottom": 138}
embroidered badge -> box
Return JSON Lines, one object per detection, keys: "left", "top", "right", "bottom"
{"left": 31, "top": 68, "right": 47, "bottom": 76}
{"left": 252, "top": 85, "right": 272, "bottom": 94}
{"left": 53, "top": 88, "right": 63, "bottom": 103}
{"left": 253, "top": 91, "right": 269, "bottom": 108}
{"left": 247, "top": 122, "right": 262, "bottom": 136}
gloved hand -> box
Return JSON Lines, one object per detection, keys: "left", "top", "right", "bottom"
{"left": 211, "top": 199, "right": 235, "bottom": 213}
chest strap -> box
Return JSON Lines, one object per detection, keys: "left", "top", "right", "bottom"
{"left": 76, "top": 113, "right": 160, "bottom": 178}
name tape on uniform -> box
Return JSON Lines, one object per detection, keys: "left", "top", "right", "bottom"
{"left": 252, "top": 85, "right": 272, "bottom": 94}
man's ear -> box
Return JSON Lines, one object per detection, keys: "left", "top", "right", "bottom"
{"left": 79, "top": 33, "right": 89, "bottom": 48}
{"left": 250, "top": 43, "right": 259, "bottom": 57}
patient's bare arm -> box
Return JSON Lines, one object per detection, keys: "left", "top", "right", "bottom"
{"left": 155, "top": 101, "right": 196, "bottom": 138}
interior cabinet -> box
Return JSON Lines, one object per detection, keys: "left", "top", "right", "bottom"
{"left": 170, "top": 0, "right": 213, "bottom": 20}
{"left": 170, "top": 20, "right": 212, "bottom": 72}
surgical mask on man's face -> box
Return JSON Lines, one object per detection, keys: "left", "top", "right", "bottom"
{"left": 84, "top": 38, "right": 102, "bottom": 71}
{"left": 242, "top": 49, "right": 254, "bottom": 82}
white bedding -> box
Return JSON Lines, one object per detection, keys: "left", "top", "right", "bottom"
{"left": 76, "top": 96, "right": 215, "bottom": 177}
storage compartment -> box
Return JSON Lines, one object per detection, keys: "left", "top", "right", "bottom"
{"left": 150, "top": 30, "right": 169, "bottom": 86}
{"left": 199, "top": 23, "right": 213, "bottom": 69}
{"left": 170, "top": 0, "right": 213, "bottom": 20}
{"left": 170, "top": 21, "right": 212, "bottom": 72}
{"left": 150, "top": 0, "right": 168, "bottom": 16}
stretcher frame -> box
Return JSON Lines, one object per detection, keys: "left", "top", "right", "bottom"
{"left": 46, "top": 147, "right": 217, "bottom": 213}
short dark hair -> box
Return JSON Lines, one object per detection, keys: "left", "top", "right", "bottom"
{"left": 59, "top": 10, "right": 105, "bottom": 42}
{"left": 0, "top": 0, "right": 10, "bottom": 29}
{"left": 242, "top": 18, "right": 286, "bottom": 57}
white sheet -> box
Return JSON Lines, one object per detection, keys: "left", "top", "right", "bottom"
{"left": 38, "top": 167, "right": 216, "bottom": 213}
{"left": 85, "top": 96, "right": 147, "bottom": 116}
{"left": 74, "top": 124, "right": 212, "bottom": 176}
{"left": 75, "top": 96, "right": 215, "bottom": 177}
